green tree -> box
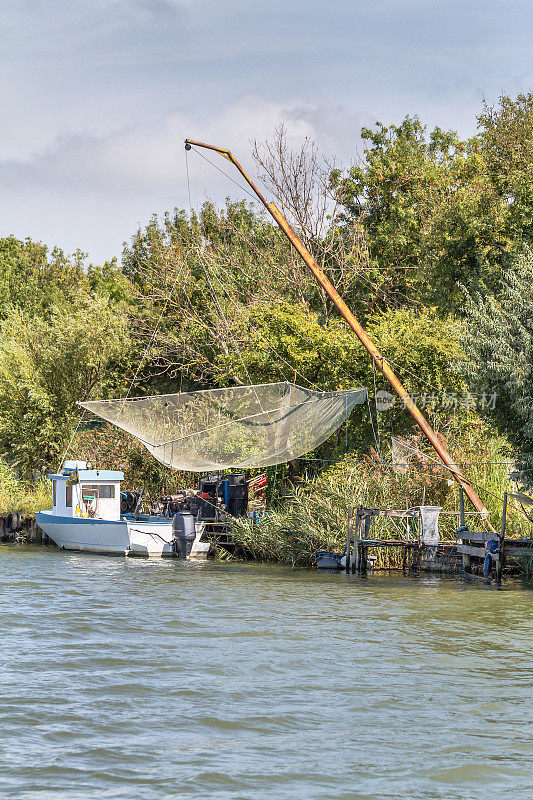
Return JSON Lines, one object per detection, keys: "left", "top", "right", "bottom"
{"left": 211, "top": 299, "right": 366, "bottom": 390}
{"left": 478, "top": 93, "right": 533, "bottom": 242}
{"left": 121, "top": 201, "right": 332, "bottom": 392}
{"left": 367, "top": 306, "right": 465, "bottom": 403}
{"left": 330, "top": 111, "right": 522, "bottom": 310}
{"left": 331, "top": 117, "right": 472, "bottom": 305}
{"left": 123, "top": 202, "right": 303, "bottom": 304}
{"left": 462, "top": 246, "right": 533, "bottom": 478}
{"left": 87, "top": 257, "right": 131, "bottom": 304}
{"left": 0, "top": 299, "right": 130, "bottom": 477}
{"left": 0, "top": 236, "right": 88, "bottom": 317}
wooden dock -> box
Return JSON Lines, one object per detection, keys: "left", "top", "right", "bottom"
{"left": 344, "top": 498, "right": 533, "bottom": 583}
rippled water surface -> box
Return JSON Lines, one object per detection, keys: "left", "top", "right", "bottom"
{"left": 1, "top": 545, "right": 532, "bottom": 799}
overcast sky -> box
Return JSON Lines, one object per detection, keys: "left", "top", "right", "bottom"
{"left": 1, "top": 0, "right": 532, "bottom": 264}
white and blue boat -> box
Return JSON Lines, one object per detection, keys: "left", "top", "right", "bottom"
{"left": 36, "top": 460, "right": 209, "bottom": 558}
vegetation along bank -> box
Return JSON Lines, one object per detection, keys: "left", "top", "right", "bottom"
{"left": 1, "top": 93, "right": 532, "bottom": 575}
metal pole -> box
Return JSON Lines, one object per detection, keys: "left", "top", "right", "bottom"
{"left": 185, "top": 139, "right": 491, "bottom": 523}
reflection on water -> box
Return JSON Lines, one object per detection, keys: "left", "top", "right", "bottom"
{"left": 0, "top": 545, "right": 531, "bottom": 799}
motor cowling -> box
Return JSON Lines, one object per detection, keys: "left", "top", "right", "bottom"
{"left": 172, "top": 511, "right": 196, "bottom": 558}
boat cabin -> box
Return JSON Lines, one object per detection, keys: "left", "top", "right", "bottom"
{"left": 47, "top": 460, "right": 124, "bottom": 521}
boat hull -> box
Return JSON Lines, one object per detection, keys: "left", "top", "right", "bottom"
{"left": 35, "top": 512, "right": 209, "bottom": 558}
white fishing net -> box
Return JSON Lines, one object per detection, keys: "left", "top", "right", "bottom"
{"left": 391, "top": 436, "right": 411, "bottom": 473}
{"left": 419, "top": 506, "right": 442, "bottom": 545}
{"left": 80, "top": 382, "right": 367, "bottom": 472}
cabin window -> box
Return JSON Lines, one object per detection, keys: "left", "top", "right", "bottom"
{"left": 66, "top": 484, "right": 72, "bottom": 507}
{"left": 81, "top": 487, "right": 98, "bottom": 516}
{"left": 83, "top": 484, "right": 115, "bottom": 499}
{"left": 52, "top": 480, "right": 56, "bottom": 506}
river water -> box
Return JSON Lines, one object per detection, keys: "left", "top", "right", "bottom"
{"left": 0, "top": 545, "right": 531, "bottom": 800}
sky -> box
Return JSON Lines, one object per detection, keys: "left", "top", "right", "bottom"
{"left": 1, "top": 0, "right": 532, "bottom": 265}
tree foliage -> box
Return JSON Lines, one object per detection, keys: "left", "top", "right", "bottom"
{"left": 463, "top": 246, "right": 533, "bottom": 479}
{"left": 478, "top": 93, "right": 533, "bottom": 241}
{"left": 0, "top": 236, "right": 85, "bottom": 317}
{"left": 332, "top": 94, "right": 533, "bottom": 311}
{"left": 2, "top": 91, "right": 532, "bottom": 491}
{"left": 0, "top": 299, "right": 129, "bottom": 476}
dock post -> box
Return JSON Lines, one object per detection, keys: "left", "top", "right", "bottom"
{"left": 354, "top": 507, "right": 363, "bottom": 572}
{"left": 496, "top": 492, "right": 507, "bottom": 586}
{"left": 459, "top": 488, "right": 471, "bottom": 573}
{"left": 351, "top": 509, "right": 361, "bottom": 574}
{"left": 359, "top": 512, "right": 371, "bottom": 575}
{"left": 345, "top": 506, "right": 354, "bottom": 574}
{"left": 360, "top": 543, "right": 368, "bottom": 574}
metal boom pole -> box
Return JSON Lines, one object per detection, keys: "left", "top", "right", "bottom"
{"left": 184, "top": 138, "right": 491, "bottom": 520}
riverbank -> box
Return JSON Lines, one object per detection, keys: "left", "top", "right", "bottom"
{"left": 228, "top": 459, "right": 533, "bottom": 581}
{"left": 0, "top": 514, "right": 42, "bottom": 544}
{"left": 4, "top": 511, "right": 532, "bottom": 584}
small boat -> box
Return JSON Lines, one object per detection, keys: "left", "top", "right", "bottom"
{"left": 315, "top": 550, "right": 346, "bottom": 570}
{"left": 36, "top": 461, "right": 210, "bottom": 558}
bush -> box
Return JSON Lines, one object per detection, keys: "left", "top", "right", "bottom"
{"left": 0, "top": 460, "right": 51, "bottom": 516}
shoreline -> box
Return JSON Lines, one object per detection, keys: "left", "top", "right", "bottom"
{"left": 2, "top": 513, "right": 531, "bottom": 583}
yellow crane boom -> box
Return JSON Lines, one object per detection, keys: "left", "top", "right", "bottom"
{"left": 184, "top": 138, "right": 492, "bottom": 523}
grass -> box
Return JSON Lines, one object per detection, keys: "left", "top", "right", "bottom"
{"left": 513, "top": 554, "right": 533, "bottom": 584}
{"left": 231, "top": 459, "right": 435, "bottom": 567}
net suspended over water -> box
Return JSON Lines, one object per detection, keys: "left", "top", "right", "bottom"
{"left": 80, "top": 382, "right": 367, "bottom": 472}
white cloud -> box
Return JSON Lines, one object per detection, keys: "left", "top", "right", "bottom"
{"left": 1, "top": 0, "right": 531, "bottom": 263}
{"left": 0, "top": 96, "right": 365, "bottom": 195}
{"left": 0, "top": 95, "right": 367, "bottom": 262}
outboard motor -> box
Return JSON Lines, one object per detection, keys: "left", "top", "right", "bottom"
{"left": 172, "top": 511, "right": 196, "bottom": 558}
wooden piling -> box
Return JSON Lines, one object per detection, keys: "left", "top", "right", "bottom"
{"left": 345, "top": 506, "right": 354, "bottom": 574}
{"left": 358, "top": 513, "right": 371, "bottom": 574}
{"left": 360, "top": 542, "right": 368, "bottom": 574}
{"left": 352, "top": 507, "right": 362, "bottom": 573}
{"left": 352, "top": 509, "right": 361, "bottom": 574}
{"left": 496, "top": 492, "right": 507, "bottom": 586}
{"left": 459, "top": 489, "right": 471, "bottom": 574}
